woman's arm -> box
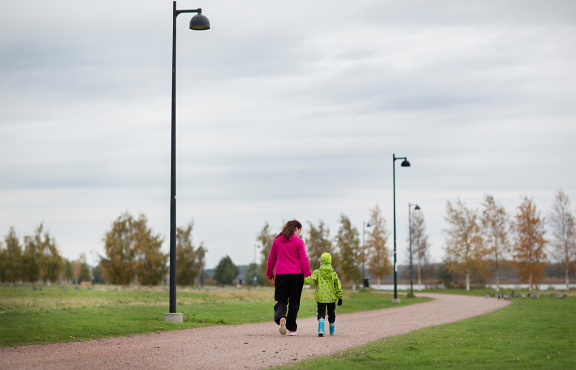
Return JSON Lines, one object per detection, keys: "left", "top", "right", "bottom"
{"left": 266, "top": 240, "right": 278, "bottom": 280}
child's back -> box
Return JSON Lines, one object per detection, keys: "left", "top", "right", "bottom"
{"left": 304, "top": 253, "right": 342, "bottom": 336}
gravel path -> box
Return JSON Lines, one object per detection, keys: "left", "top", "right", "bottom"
{"left": 0, "top": 293, "right": 509, "bottom": 370}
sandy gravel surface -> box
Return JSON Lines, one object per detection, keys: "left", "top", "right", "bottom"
{"left": 0, "top": 293, "right": 509, "bottom": 370}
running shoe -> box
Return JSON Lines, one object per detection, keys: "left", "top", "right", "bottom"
{"left": 279, "top": 318, "right": 287, "bottom": 335}
{"left": 287, "top": 330, "right": 297, "bottom": 336}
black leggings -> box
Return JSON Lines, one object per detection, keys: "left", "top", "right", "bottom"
{"left": 273, "top": 274, "right": 304, "bottom": 332}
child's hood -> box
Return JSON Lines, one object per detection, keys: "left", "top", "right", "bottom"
{"left": 318, "top": 263, "right": 334, "bottom": 278}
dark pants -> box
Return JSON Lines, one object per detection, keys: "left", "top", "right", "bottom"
{"left": 317, "top": 302, "right": 336, "bottom": 323}
{"left": 274, "top": 273, "right": 304, "bottom": 332}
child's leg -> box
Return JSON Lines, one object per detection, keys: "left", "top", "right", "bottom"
{"left": 317, "top": 302, "right": 327, "bottom": 320}
{"left": 327, "top": 302, "right": 336, "bottom": 324}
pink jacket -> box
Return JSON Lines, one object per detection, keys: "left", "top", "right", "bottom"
{"left": 266, "top": 234, "right": 311, "bottom": 279}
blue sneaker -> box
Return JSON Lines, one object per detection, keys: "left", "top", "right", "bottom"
{"left": 318, "top": 318, "right": 325, "bottom": 337}
{"left": 329, "top": 323, "right": 335, "bottom": 335}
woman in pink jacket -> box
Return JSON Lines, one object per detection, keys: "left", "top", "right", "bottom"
{"left": 266, "top": 220, "right": 311, "bottom": 336}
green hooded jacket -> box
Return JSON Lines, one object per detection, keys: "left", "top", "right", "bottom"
{"left": 304, "top": 253, "right": 343, "bottom": 303}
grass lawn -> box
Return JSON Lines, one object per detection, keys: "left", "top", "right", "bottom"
{"left": 277, "top": 292, "right": 576, "bottom": 370}
{"left": 0, "top": 285, "right": 431, "bottom": 347}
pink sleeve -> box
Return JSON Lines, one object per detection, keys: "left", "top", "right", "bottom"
{"left": 266, "top": 240, "right": 277, "bottom": 279}
{"left": 299, "top": 240, "right": 311, "bottom": 277}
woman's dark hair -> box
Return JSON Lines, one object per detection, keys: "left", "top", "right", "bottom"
{"left": 277, "top": 220, "right": 302, "bottom": 240}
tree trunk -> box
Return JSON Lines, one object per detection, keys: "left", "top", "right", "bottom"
{"left": 529, "top": 270, "right": 533, "bottom": 294}
{"left": 377, "top": 277, "right": 380, "bottom": 289}
{"left": 496, "top": 268, "right": 500, "bottom": 292}
{"left": 566, "top": 266, "right": 570, "bottom": 292}
{"left": 466, "top": 267, "right": 470, "bottom": 291}
{"left": 417, "top": 263, "right": 422, "bottom": 291}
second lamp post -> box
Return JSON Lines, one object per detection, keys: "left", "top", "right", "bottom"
{"left": 392, "top": 153, "right": 410, "bottom": 302}
{"left": 408, "top": 202, "right": 420, "bottom": 296}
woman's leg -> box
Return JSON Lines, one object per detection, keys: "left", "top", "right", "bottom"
{"left": 273, "top": 275, "right": 289, "bottom": 325}
{"left": 286, "top": 274, "right": 304, "bottom": 331}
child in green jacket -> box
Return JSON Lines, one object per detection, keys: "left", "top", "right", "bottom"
{"left": 304, "top": 252, "right": 343, "bottom": 337}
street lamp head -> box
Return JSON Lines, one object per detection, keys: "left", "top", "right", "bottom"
{"left": 415, "top": 205, "right": 420, "bottom": 210}
{"left": 401, "top": 159, "right": 411, "bottom": 167}
{"left": 190, "top": 13, "right": 210, "bottom": 30}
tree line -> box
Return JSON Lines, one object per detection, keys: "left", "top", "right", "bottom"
{"left": 0, "top": 224, "right": 92, "bottom": 285}
{"left": 0, "top": 212, "right": 206, "bottom": 287}
{"left": 443, "top": 190, "right": 575, "bottom": 292}
{"left": 2, "top": 190, "right": 573, "bottom": 291}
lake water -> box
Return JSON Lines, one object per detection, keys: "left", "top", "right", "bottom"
{"left": 370, "top": 283, "right": 575, "bottom": 291}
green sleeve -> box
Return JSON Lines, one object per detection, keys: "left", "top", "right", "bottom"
{"left": 304, "top": 270, "right": 317, "bottom": 285}
{"left": 333, "top": 272, "right": 343, "bottom": 298}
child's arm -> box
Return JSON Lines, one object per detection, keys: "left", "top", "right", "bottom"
{"left": 333, "top": 272, "right": 343, "bottom": 299}
{"left": 304, "top": 270, "right": 318, "bottom": 285}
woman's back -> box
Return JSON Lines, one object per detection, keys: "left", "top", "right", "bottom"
{"left": 267, "top": 234, "right": 311, "bottom": 278}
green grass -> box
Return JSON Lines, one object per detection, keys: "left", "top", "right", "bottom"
{"left": 0, "top": 286, "right": 431, "bottom": 347}
{"left": 276, "top": 293, "right": 576, "bottom": 370}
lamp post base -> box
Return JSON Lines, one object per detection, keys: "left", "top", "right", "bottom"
{"left": 164, "top": 313, "right": 183, "bottom": 322}
{"left": 391, "top": 298, "right": 402, "bottom": 303}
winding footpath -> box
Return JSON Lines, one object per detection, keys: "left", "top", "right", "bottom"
{"left": 0, "top": 293, "right": 509, "bottom": 370}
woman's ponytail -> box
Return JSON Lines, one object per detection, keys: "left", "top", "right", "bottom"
{"left": 277, "top": 220, "right": 302, "bottom": 240}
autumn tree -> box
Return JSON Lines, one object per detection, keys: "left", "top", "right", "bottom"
{"left": 257, "top": 222, "right": 276, "bottom": 285}
{"left": 63, "top": 259, "right": 73, "bottom": 283}
{"left": 101, "top": 212, "right": 167, "bottom": 286}
{"left": 21, "top": 224, "right": 63, "bottom": 285}
{"left": 481, "top": 194, "right": 511, "bottom": 292}
{"left": 78, "top": 253, "right": 91, "bottom": 283}
{"left": 305, "top": 221, "right": 333, "bottom": 271}
{"left": 366, "top": 205, "right": 392, "bottom": 287}
{"left": 213, "top": 255, "right": 239, "bottom": 285}
{"left": 72, "top": 259, "right": 81, "bottom": 284}
{"left": 176, "top": 221, "right": 205, "bottom": 286}
{"left": 512, "top": 196, "right": 547, "bottom": 293}
{"left": 444, "top": 199, "right": 485, "bottom": 291}
{"left": 548, "top": 190, "right": 575, "bottom": 291}
{"left": 408, "top": 209, "right": 430, "bottom": 291}
{"left": 335, "top": 214, "right": 361, "bottom": 288}
{"left": 0, "top": 227, "right": 23, "bottom": 283}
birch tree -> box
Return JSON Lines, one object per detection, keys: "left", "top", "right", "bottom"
{"left": 257, "top": 222, "right": 276, "bottom": 285}
{"left": 0, "top": 227, "right": 22, "bottom": 283}
{"left": 481, "top": 194, "right": 511, "bottom": 292}
{"left": 176, "top": 222, "right": 205, "bottom": 286}
{"left": 305, "top": 221, "right": 332, "bottom": 271}
{"left": 409, "top": 210, "right": 430, "bottom": 291}
{"left": 366, "top": 205, "right": 392, "bottom": 288}
{"left": 512, "top": 196, "right": 547, "bottom": 293}
{"left": 548, "top": 190, "right": 576, "bottom": 291}
{"left": 444, "top": 199, "right": 485, "bottom": 291}
{"left": 335, "top": 214, "right": 361, "bottom": 289}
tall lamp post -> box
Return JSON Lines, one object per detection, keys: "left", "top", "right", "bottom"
{"left": 362, "top": 222, "right": 371, "bottom": 291}
{"left": 408, "top": 203, "right": 420, "bottom": 296}
{"left": 165, "top": 1, "right": 210, "bottom": 323}
{"left": 392, "top": 153, "right": 410, "bottom": 303}
{"left": 254, "top": 245, "right": 260, "bottom": 288}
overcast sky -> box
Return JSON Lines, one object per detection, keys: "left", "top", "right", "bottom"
{"left": 1, "top": 0, "right": 575, "bottom": 269}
